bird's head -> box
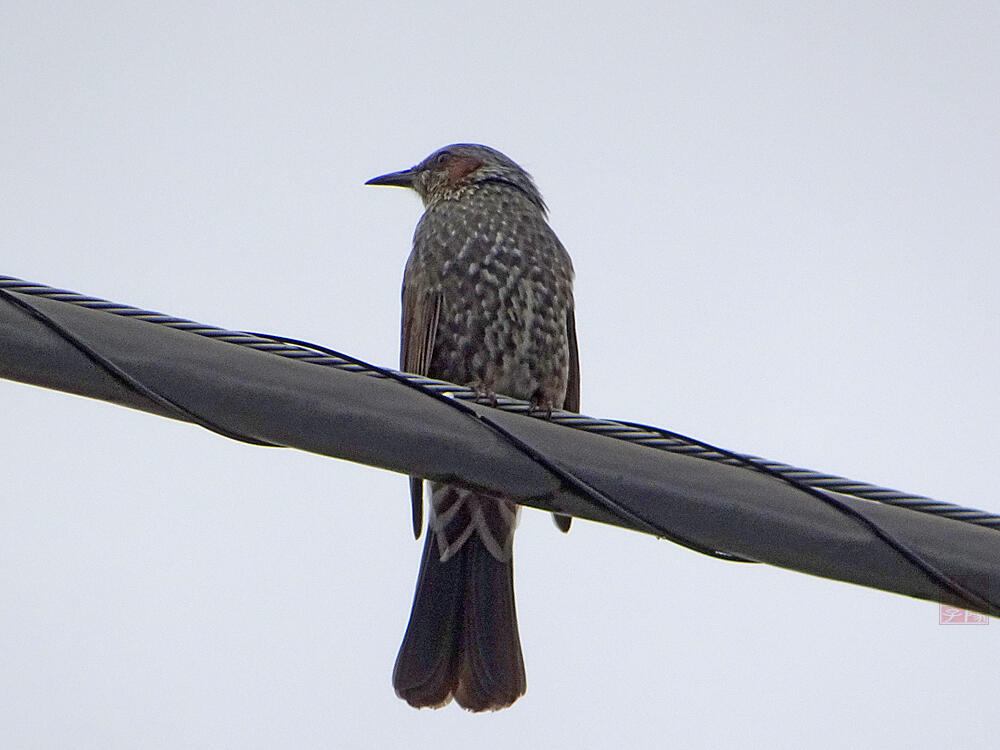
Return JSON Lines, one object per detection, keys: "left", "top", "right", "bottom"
{"left": 366, "top": 143, "right": 546, "bottom": 212}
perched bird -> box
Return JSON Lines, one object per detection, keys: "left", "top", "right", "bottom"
{"left": 366, "top": 144, "right": 579, "bottom": 711}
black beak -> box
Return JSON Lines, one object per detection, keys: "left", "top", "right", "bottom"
{"left": 365, "top": 166, "right": 419, "bottom": 188}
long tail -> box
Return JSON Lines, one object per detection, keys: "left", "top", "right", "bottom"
{"left": 392, "top": 485, "right": 525, "bottom": 712}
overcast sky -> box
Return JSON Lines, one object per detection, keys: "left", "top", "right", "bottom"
{"left": 3, "top": 2, "right": 998, "bottom": 748}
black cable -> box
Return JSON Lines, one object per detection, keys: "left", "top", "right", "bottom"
{"left": 0, "top": 287, "right": 278, "bottom": 449}
{"left": 5, "top": 274, "right": 998, "bottom": 530}
{"left": 2, "top": 281, "right": 994, "bottom": 612}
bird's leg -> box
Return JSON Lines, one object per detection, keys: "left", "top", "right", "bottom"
{"left": 468, "top": 379, "right": 499, "bottom": 407}
{"left": 528, "top": 394, "right": 555, "bottom": 419}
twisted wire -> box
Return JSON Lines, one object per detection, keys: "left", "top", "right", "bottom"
{"left": 3, "top": 274, "right": 997, "bottom": 531}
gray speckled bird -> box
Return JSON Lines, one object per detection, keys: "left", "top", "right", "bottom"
{"left": 366, "top": 144, "right": 580, "bottom": 711}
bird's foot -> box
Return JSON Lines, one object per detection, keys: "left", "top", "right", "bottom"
{"left": 468, "top": 381, "right": 499, "bottom": 407}
{"left": 528, "top": 396, "right": 555, "bottom": 419}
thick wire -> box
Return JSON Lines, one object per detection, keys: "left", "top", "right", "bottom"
{"left": 607, "top": 418, "right": 1000, "bottom": 616}
{"left": 4, "top": 274, "right": 996, "bottom": 531}
{"left": 1, "top": 275, "right": 997, "bottom": 614}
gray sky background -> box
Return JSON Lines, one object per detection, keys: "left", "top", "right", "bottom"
{"left": 3, "top": 2, "right": 998, "bottom": 748}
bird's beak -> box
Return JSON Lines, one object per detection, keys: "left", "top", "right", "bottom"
{"left": 365, "top": 166, "right": 419, "bottom": 188}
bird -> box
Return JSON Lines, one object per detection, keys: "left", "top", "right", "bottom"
{"left": 366, "top": 144, "right": 579, "bottom": 711}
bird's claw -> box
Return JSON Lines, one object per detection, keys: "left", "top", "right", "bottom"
{"left": 528, "top": 397, "right": 554, "bottom": 419}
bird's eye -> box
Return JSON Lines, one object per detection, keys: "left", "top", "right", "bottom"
{"left": 433, "top": 152, "right": 451, "bottom": 167}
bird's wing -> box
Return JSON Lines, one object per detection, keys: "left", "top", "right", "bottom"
{"left": 401, "top": 280, "right": 441, "bottom": 378}
{"left": 552, "top": 305, "right": 581, "bottom": 533}
{"left": 401, "top": 280, "right": 442, "bottom": 538}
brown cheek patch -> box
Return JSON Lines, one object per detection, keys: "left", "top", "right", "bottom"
{"left": 446, "top": 157, "right": 484, "bottom": 187}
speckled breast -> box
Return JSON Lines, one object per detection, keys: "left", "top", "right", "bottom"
{"left": 412, "top": 183, "right": 574, "bottom": 405}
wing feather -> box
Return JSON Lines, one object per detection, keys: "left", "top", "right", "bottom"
{"left": 552, "top": 305, "right": 581, "bottom": 533}
{"left": 401, "top": 281, "right": 442, "bottom": 538}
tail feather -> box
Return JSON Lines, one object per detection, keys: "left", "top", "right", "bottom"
{"left": 393, "top": 487, "right": 525, "bottom": 712}
{"left": 454, "top": 538, "right": 525, "bottom": 711}
{"left": 392, "top": 528, "right": 464, "bottom": 708}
